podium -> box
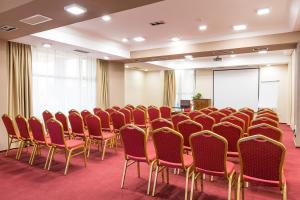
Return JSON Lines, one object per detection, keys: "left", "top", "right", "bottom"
{"left": 193, "top": 99, "right": 212, "bottom": 110}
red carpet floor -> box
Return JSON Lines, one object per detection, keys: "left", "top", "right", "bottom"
{"left": 0, "top": 124, "right": 300, "bottom": 200}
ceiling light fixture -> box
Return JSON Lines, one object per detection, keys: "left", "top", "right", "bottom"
{"left": 133, "top": 37, "right": 145, "bottom": 42}
{"left": 122, "top": 38, "right": 129, "bottom": 43}
{"left": 233, "top": 24, "right": 247, "bottom": 31}
{"left": 171, "top": 37, "right": 180, "bottom": 42}
{"left": 42, "top": 43, "right": 51, "bottom": 48}
{"left": 198, "top": 25, "right": 207, "bottom": 31}
{"left": 230, "top": 54, "right": 236, "bottom": 58}
{"left": 101, "top": 15, "right": 111, "bottom": 21}
{"left": 125, "top": 65, "right": 129, "bottom": 68}
{"left": 103, "top": 56, "right": 109, "bottom": 60}
{"left": 64, "top": 4, "right": 87, "bottom": 15}
{"left": 257, "top": 8, "right": 270, "bottom": 16}
{"left": 258, "top": 50, "right": 268, "bottom": 54}
{"left": 144, "top": 69, "right": 148, "bottom": 72}
{"left": 185, "top": 55, "right": 193, "bottom": 60}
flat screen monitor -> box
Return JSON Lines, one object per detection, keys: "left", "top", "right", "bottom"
{"left": 180, "top": 100, "right": 191, "bottom": 109}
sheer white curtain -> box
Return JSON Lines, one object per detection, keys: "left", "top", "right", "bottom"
{"left": 175, "top": 69, "right": 195, "bottom": 107}
{"left": 32, "top": 47, "right": 96, "bottom": 119}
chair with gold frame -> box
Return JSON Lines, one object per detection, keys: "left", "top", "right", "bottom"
{"left": 112, "top": 106, "right": 121, "bottom": 110}
{"left": 199, "top": 108, "right": 213, "bottom": 115}
{"left": 208, "top": 111, "right": 226, "bottom": 123}
{"left": 232, "top": 112, "right": 250, "bottom": 132}
{"left": 256, "top": 113, "right": 279, "bottom": 122}
{"left": 80, "top": 109, "right": 92, "bottom": 127}
{"left": 151, "top": 118, "right": 174, "bottom": 131}
{"left": 46, "top": 118, "right": 87, "bottom": 175}
{"left": 194, "top": 114, "right": 215, "bottom": 131}
{"left": 207, "top": 107, "right": 218, "bottom": 112}
{"left": 159, "top": 106, "right": 172, "bottom": 121}
{"left": 137, "top": 105, "right": 147, "bottom": 112}
{"left": 225, "top": 107, "right": 237, "bottom": 113}
{"left": 251, "top": 117, "right": 279, "bottom": 128}
{"left": 248, "top": 123, "right": 282, "bottom": 142}
{"left": 148, "top": 106, "right": 161, "bottom": 122}
{"left": 95, "top": 110, "right": 113, "bottom": 132}
{"left": 239, "top": 108, "right": 254, "bottom": 121}
{"left": 105, "top": 108, "right": 116, "bottom": 115}
{"left": 133, "top": 108, "right": 148, "bottom": 130}
{"left": 42, "top": 110, "right": 53, "bottom": 128}
{"left": 177, "top": 119, "right": 203, "bottom": 150}
{"left": 188, "top": 111, "right": 203, "bottom": 120}
{"left": 2, "top": 114, "right": 21, "bottom": 157}
{"left": 189, "top": 130, "right": 236, "bottom": 200}
{"left": 119, "top": 108, "right": 132, "bottom": 124}
{"left": 68, "top": 112, "right": 88, "bottom": 140}
{"left": 171, "top": 113, "right": 190, "bottom": 131}
{"left": 111, "top": 111, "right": 126, "bottom": 134}
{"left": 237, "top": 135, "right": 286, "bottom": 200}
{"left": 219, "top": 108, "right": 233, "bottom": 116}
{"left": 55, "top": 112, "right": 72, "bottom": 138}
{"left": 68, "top": 109, "right": 80, "bottom": 115}
{"left": 221, "top": 115, "right": 245, "bottom": 132}
{"left": 93, "top": 107, "right": 102, "bottom": 115}
{"left": 125, "top": 104, "right": 135, "bottom": 110}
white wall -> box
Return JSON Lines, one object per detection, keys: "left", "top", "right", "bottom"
{"left": 144, "top": 71, "right": 164, "bottom": 106}
{"left": 195, "top": 69, "right": 213, "bottom": 99}
{"left": 108, "top": 61, "right": 125, "bottom": 107}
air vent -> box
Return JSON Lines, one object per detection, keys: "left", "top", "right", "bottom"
{"left": 20, "top": 14, "right": 52, "bottom": 25}
{"left": 74, "top": 49, "right": 89, "bottom": 54}
{"left": 150, "top": 20, "right": 165, "bottom": 26}
{"left": 0, "top": 25, "right": 17, "bottom": 32}
{"left": 213, "top": 56, "right": 222, "bottom": 62}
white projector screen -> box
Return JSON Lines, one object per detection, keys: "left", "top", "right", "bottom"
{"left": 213, "top": 68, "right": 259, "bottom": 111}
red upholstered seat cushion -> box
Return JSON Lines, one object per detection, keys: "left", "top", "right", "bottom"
{"left": 196, "top": 161, "right": 235, "bottom": 177}
{"left": 159, "top": 154, "right": 193, "bottom": 168}
{"left": 63, "top": 140, "right": 85, "bottom": 149}
{"left": 243, "top": 173, "right": 286, "bottom": 187}
{"left": 90, "top": 131, "right": 115, "bottom": 140}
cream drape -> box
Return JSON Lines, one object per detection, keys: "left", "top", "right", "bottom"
{"left": 96, "top": 59, "right": 109, "bottom": 109}
{"left": 163, "top": 70, "right": 176, "bottom": 107}
{"left": 8, "top": 42, "right": 32, "bottom": 118}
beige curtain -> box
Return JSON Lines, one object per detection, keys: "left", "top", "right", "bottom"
{"left": 96, "top": 59, "right": 109, "bottom": 109}
{"left": 8, "top": 42, "right": 32, "bottom": 118}
{"left": 163, "top": 70, "right": 176, "bottom": 107}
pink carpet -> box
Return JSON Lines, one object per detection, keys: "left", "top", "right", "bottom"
{"left": 0, "top": 124, "right": 299, "bottom": 200}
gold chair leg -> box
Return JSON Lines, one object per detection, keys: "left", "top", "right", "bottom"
{"left": 228, "top": 172, "right": 234, "bottom": 200}
{"left": 44, "top": 147, "right": 53, "bottom": 169}
{"left": 64, "top": 150, "right": 72, "bottom": 175}
{"left": 101, "top": 140, "right": 108, "bottom": 161}
{"left": 121, "top": 160, "right": 129, "bottom": 188}
{"left": 147, "top": 161, "right": 155, "bottom": 195}
{"left": 166, "top": 167, "right": 169, "bottom": 184}
{"left": 5, "top": 137, "right": 13, "bottom": 156}
{"left": 16, "top": 141, "right": 25, "bottom": 160}
{"left": 200, "top": 173, "right": 204, "bottom": 192}
{"left": 83, "top": 146, "right": 87, "bottom": 167}
{"left": 47, "top": 147, "right": 56, "bottom": 170}
{"left": 152, "top": 165, "right": 160, "bottom": 196}
{"left": 184, "top": 167, "right": 191, "bottom": 200}
{"left": 190, "top": 172, "right": 195, "bottom": 200}
{"left": 282, "top": 182, "right": 287, "bottom": 200}
{"left": 87, "top": 138, "right": 91, "bottom": 158}
{"left": 29, "top": 144, "right": 37, "bottom": 165}
{"left": 236, "top": 174, "right": 241, "bottom": 200}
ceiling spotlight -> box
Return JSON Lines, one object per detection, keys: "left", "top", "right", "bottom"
{"left": 133, "top": 37, "right": 145, "bottom": 42}
{"left": 198, "top": 25, "right": 207, "bottom": 31}
{"left": 185, "top": 55, "right": 193, "bottom": 60}
{"left": 125, "top": 65, "right": 129, "bottom": 68}
{"left": 257, "top": 8, "right": 271, "bottom": 16}
{"left": 64, "top": 4, "right": 87, "bottom": 15}
{"left": 233, "top": 24, "right": 247, "bottom": 31}
{"left": 230, "top": 54, "right": 236, "bottom": 58}
{"left": 258, "top": 50, "right": 268, "bottom": 54}
{"left": 171, "top": 37, "right": 180, "bottom": 42}
{"left": 144, "top": 69, "right": 148, "bottom": 72}
{"left": 101, "top": 15, "right": 111, "bottom": 21}
{"left": 103, "top": 56, "right": 109, "bottom": 60}
{"left": 42, "top": 43, "right": 51, "bottom": 48}
{"left": 122, "top": 38, "right": 129, "bottom": 43}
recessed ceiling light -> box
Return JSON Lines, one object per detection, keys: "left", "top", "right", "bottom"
{"left": 230, "top": 54, "right": 236, "bottom": 58}
{"left": 125, "top": 65, "right": 129, "bottom": 68}
{"left": 267, "top": 64, "right": 271, "bottom": 67}
{"left": 258, "top": 50, "right": 268, "bottom": 54}
{"left": 122, "top": 38, "right": 129, "bottom": 43}
{"left": 171, "top": 37, "right": 180, "bottom": 42}
{"left": 257, "top": 8, "right": 270, "bottom": 16}
{"left": 104, "top": 56, "right": 109, "bottom": 60}
{"left": 64, "top": 4, "right": 87, "bottom": 15}
{"left": 101, "top": 15, "right": 111, "bottom": 21}
{"left": 233, "top": 24, "right": 247, "bottom": 31}
{"left": 198, "top": 25, "right": 207, "bottom": 31}
{"left": 42, "top": 43, "right": 51, "bottom": 48}
{"left": 144, "top": 69, "right": 148, "bottom": 72}
{"left": 133, "top": 37, "right": 145, "bottom": 42}
{"left": 185, "top": 55, "right": 193, "bottom": 60}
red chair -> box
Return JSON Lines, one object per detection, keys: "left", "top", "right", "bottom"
{"left": 219, "top": 108, "right": 233, "bottom": 116}
{"left": 251, "top": 117, "right": 279, "bottom": 128}
{"left": 68, "top": 113, "right": 88, "bottom": 140}
{"left": 239, "top": 108, "right": 254, "bottom": 121}
{"left": 188, "top": 111, "right": 202, "bottom": 120}
{"left": 148, "top": 107, "right": 160, "bottom": 122}
{"left": 151, "top": 118, "right": 174, "bottom": 131}
{"left": 86, "top": 115, "right": 116, "bottom": 160}
{"left": 189, "top": 130, "right": 236, "bottom": 200}
{"left": 237, "top": 135, "right": 286, "bottom": 200}
{"left": 151, "top": 127, "right": 193, "bottom": 199}
{"left": 207, "top": 107, "right": 218, "bottom": 112}
{"left": 137, "top": 105, "right": 147, "bottom": 112}
{"left": 42, "top": 110, "right": 53, "bottom": 127}
{"left": 248, "top": 123, "right": 282, "bottom": 142}
{"left": 232, "top": 112, "right": 250, "bottom": 131}
{"left": 46, "top": 119, "right": 87, "bottom": 175}
{"left": 111, "top": 111, "right": 126, "bottom": 133}
{"left": 258, "top": 108, "right": 275, "bottom": 113}
{"left": 112, "top": 106, "right": 121, "bottom": 110}
{"left": 125, "top": 106, "right": 134, "bottom": 122}
{"left": 68, "top": 109, "right": 80, "bottom": 115}
{"left": 212, "top": 122, "right": 243, "bottom": 157}
{"left": 225, "top": 107, "right": 236, "bottom": 113}
{"left": 120, "top": 124, "right": 156, "bottom": 195}
{"left": 159, "top": 106, "right": 172, "bottom": 120}
{"left": 55, "top": 112, "right": 71, "bottom": 138}
{"left": 177, "top": 119, "right": 202, "bottom": 149}
{"left": 257, "top": 113, "right": 279, "bottom": 122}
{"left": 221, "top": 115, "right": 245, "bottom": 132}
{"left": 241, "top": 107, "right": 254, "bottom": 113}
{"left": 93, "top": 107, "right": 102, "bottom": 115}
{"left": 258, "top": 110, "right": 277, "bottom": 116}
{"left": 194, "top": 114, "right": 215, "bottom": 130}
{"left": 28, "top": 117, "right": 52, "bottom": 166}
{"left": 119, "top": 108, "right": 132, "bottom": 124}
{"left": 126, "top": 104, "right": 135, "bottom": 110}
{"left": 133, "top": 108, "right": 148, "bottom": 130}
{"left": 200, "top": 108, "right": 213, "bottom": 115}
{"left": 171, "top": 113, "right": 190, "bottom": 131}
{"left": 81, "top": 110, "right": 92, "bottom": 126}
{"left": 2, "top": 114, "right": 21, "bottom": 157}
{"left": 208, "top": 111, "right": 226, "bottom": 123}
{"left": 105, "top": 108, "right": 116, "bottom": 115}
{"left": 95, "top": 110, "right": 112, "bottom": 132}
{"left": 15, "top": 115, "right": 33, "bottom": 160}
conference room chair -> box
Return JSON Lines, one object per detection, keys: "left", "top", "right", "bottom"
{"left": 81, "top": 110, "right": 92, "bottom": 126}
{"left": 148, "top": 106, "right": 160, "bottom": 122}
{"left": 207, "top": 107, "right": 218, "bottom": 112}
{"left": 258, "top": 108, "right": 274, "bottom": 113}
{"left": 212, "top": 122, "right": 243, "bottom": 157}
{"left": 189, "top": 130, "right": 236, "bottom": 200}
{"left": 258, "top": 110, "right": 278, "bottom": 116}
{"left": 188, "top": 111, "right": 203, "bottom": 120}
{"left": 68, "top": 113, "right": 88, "bottom": 141}
{"left": 221, "top": 115, "right": 245, "bottom": 133}
{"left": 151, "top": 127, "right": 193, "bottom": 200}
{"left": 95, "top": 110, "right": 113, "bottom": 132}
{"left": 105, "top": 108, "right": 116, "bottom": 115}
{"left": 112, "top": 106, "right": 121, "bottom": 110}
{"left": 120, "top": 124, "right": 156, "bottom": 195}
{"left": 86, "top": 114, "right": 116, "bottom": 160}
{"left": 218, "top": 108, "right": 233, "bottom": 116}
{"left": 237, "top": 135, "right": 286, "bottom": 200}
{"left": 46, "top": 118, "right": 87, "bottom": 175}
{"left": 124, "top": 106, "right": 134, "bottom": 122}
{"left": 68, "top": 109, "right": 80, "bottom": 115}
{"left": 171, "top": 113, "right": 190, "bottom": 131}
{"left": 42, "top": 110, "right": 53, "bottom": 127}
{"left": 239, "top": 108, "right": 254, "bottom": 121}
{"left": 232, "top": 112, "right": 250, "bottom": 132}
{"left": 256, "top": 113, "right": 279, "bottom": 122}
{"left": 148, "top": 105, "right": 158, "bottom": 109}
{"left": 248, "top": 123, "right": 282, "bottom": 142}
{"left": 194, "top": 114, "right": 215, "bottom": 130}
{"left": 208, "top": 111, "right": 226, "bottom": 123}
{"left": 225, "top": 107, "right": 237, "bottom": 113}
{"left": 93, "top": 107, "right": 102, "bottom": 115}
{"left": 151, "top": 118, "right": 174, "bottom": 131}
{"left": 159, "top": 106, "right": 172, "bottom": 121}
{"left": 28, "top": 117, "right": 52, "bottom": 167}
{"left": 55, "top": 112, "right": 72, "bottom": 138}
{"left": 119, "top": 108, "right": 132, "bottom": 124}
{"left": 125, "top": 104, "right": 135, "bottom": 110}
{"left": 2, "top": 114, "right": 21, "bottom": 157}
{"left": 240, "top": 107, "right": 255, "bottom": 113}
{"left": 111, "top": 111, "right": 126, "bottom": 141}
{"left": 199, "top": 108, "right": 213, "bottom": 115}
{"left": 251, "top": 117, "right": 279, "bottom": 128}
{"left": 133, "top": 108, "right": 148, "bottom": 130}
{"left": 177, "top": 119, "right": 202, "bottom": 150}
{"left": 15, "top": 115, "right": 33, "bottom": 160}
{"left": 137, "top": 105, "right": 147, "bottom": 112}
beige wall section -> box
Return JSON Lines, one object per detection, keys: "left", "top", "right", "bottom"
{"left": 107, "top": 61, "right": 125, "bottom": 107}
{"left": 0, "top": 40, "right": 9, "bottom": 151}
{"left": 144, "top": 71, "right": 164, "bottom": 106}
{"left": 195, "top": 69, "right": 213, "bottom": 99}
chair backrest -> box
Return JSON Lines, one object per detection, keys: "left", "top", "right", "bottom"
{"left": 177, "top": 119, "right": 203, "bottom": 147}
{"left": 111, "top": 111, "right": 126, "bottom": 131}
{"left": 105, "top": 108, "right": 116, "bottom": 115}
{"left": 15, "top": 115, "right": 32, "bottom": 140}
{"left": 188, "top": 111, "right": 203, "bottom": 120}
{"left": 190, "top": 130, "right": 228, "bottom": 176}
{"left": 207, "top": 107, "right": 218, "bottom": 112}
{"left": 148, "top": 107, "right": 160, "bottom": 122}
{"left": 251, "top": 117, "right": 279, "bottom": 128}
{"left": 159, "top": 106, "right": 172, "bottom": 119}
{"left": 208, "top": 111, "right": 226, "bottom": 123}
{"left": 240, "top": 107, "right": 254, "bottom": 113}
{"left": 55, "top": 112, "right": 69, "bottom": 132}
{"left": 93, "top": 107, "right": 102, "bottom": 115}
{"left": 148, "top": 105, "right": 158, "bottom": 109}
{"left": 239, "top": 108, "right": 254, "bottom": 121}
{"left": 152, "top": 127, "right": 184, "bottom": 167}
{"left": 125, "top": 104, "right": 135, "bottom": 110}
{"left": 42, "top": 110, "right": 53, "bottom": 126}
{"left": 81, "top": 110, "right": 92, "bottom": 126}
{"left": 258, "top": 108, "right": 275, "bottom": 113}
{"left": 133, "top": 108, "right": 147, "bottom": 126}
{"left": 218, "top": 108, "right": 232, "bottom": 116}
{"left": 46, "top": 119, "right": 66, "bottom": 146}
{"left": 2, "top": 114, "right": 18, "bottom": 137}
{"left": 248, "top": 123, "right": 282, "bottom": 142}
{"left": 95, "top": 110, "right": 111, "bottom": 131}
{"left": 120, "top": 125, "right": 150, "bottom": 162}
{"left": 137, "top": 105, "right": 147, "bottom": 112}
{"left": 256, "top": 113, "right": 279, "bottom": 122}
{"left": 232, "top": 112, "right": 250, "bottom": 131}
{"left": 119, "top": 108, "right": 132, "bottom": 124}
{"left": 194, "top": 114, "right": 215, "bottom": 130}
{"left": 212, "top": 122, "right": 243, "bottom": 153}
{"left": 151, "top": 118, "right": 174, "bottom": 131}
{"left": 221, "top": 115, "right": 245, "bottom": 131}
{"left": 225, "top": 107, "right": 236, "bottom": 113}
{"left": 86, "top": 114, "right": 103, "bottom": 137}
{"left": 68, "top": 109, "right": 80, "bottom": 115}
{"left": 112, "top": 106, "right": 121, "bottom": 110}
{"left": 200, "top": 108, "right": 213, "bottom": 115}
{"left": 171, "top": 113, "right": 190, "bottom": 131}
{"left": 28, "top": 117, "right": 47, "bottom": 143}
{"left": 68, "top": 113, "right": 85, "bottom": 134}
{"left": 258, "top": 110, "right": 277, "bottom": 116}
{"left": 238, "top": 135, "right": 285, "bottom": 185}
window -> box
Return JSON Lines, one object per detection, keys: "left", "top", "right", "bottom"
{"left": 32, "top": 47, "right": 96, "bottom": 119}
{"left": 175, "top": 69, "right": 195, "bottom": 107}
